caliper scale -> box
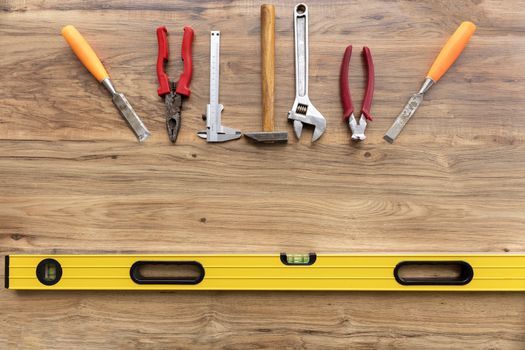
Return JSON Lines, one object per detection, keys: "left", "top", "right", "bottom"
{"left": 198, "top": 31, "right": 241, "bottom": 143}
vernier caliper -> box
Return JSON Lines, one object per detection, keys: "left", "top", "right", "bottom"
{"left": 198, "top": 31, "right": 241, "bottom": 143}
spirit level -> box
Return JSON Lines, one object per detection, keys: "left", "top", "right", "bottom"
{"left": 5, "top": 253, "right": 525, "bottom": 291}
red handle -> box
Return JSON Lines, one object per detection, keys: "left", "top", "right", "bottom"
{"left": 360, "top": 46, "right": 374, "bottom": 121}
{"left": 175, "top": 26, "right": 194, "bottom": 97}
{"left": 340, "top": 45, "right": 354, "bottom": 122}
{"left": 156, "top": 26, "right": 170, "bottom": 97}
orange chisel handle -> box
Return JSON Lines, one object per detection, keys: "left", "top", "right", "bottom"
{"left": 61, "top": 25, "right": 109, "bottom": 82}
{"left": 426, "top": 21, "right": 476, "bottom": 82}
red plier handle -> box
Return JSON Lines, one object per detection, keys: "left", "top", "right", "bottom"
{"left": 339, "top": 45, "right": 375, "bottom": 122}
{"left": 156, "top": 26, "right": 194, "bottom": 97}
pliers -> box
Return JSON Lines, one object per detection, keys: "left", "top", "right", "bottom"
{"left": 156, "top": 26, "right": 194, "bottom": 143}
{"left": 340, "top": 45, "right": 375, "bottom": 141}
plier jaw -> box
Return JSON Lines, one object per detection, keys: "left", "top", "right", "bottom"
{"left": 156, "top": 26, "right": 194, "bottom": 143}
{"left": 164, "top": 83, "right": 182, "bottom": 143}
{"left": 340, "top": 45, "right": 375, "bottom": 142}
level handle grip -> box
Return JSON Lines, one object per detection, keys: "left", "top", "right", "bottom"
{"left": 426, "top": 21, "right": 476, "bottom": 82}
{"left": 261, "top": 4, "right": 275, "bottom": 132}
{"left": 61, "top": 25, "right": 109, "bottom": 82}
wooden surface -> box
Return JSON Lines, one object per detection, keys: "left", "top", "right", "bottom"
{"left": 1, "top": 0, "right": 524, "bottom": 348}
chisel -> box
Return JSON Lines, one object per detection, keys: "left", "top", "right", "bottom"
{"left": 61, "top": 25, "right": 150, "bottom": 142}
{"left": 384, "top": 21, "right": 476, "bottom": 143}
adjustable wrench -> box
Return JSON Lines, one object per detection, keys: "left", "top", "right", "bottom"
{"left": 198, "top": 31, "right": 241, "bottom": 143}
{"left": 287, "top": 3, "right": 326, "bottom": 142}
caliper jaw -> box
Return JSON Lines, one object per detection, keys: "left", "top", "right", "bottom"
{"left": 197, "top": 104, "right": 242, "bottom": 143}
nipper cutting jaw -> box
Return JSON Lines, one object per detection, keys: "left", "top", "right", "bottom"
{"left": 340, "top": 45, "right": 375, "bottom": 141}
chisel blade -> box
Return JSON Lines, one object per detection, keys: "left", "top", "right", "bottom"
{"left": 383, "top": 92, "right": 423, "bottom": 143}
{"left": 112, "top": 93, "right": 150, "bottom": 142}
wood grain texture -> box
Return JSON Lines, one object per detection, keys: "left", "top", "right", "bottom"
{"left": 261, "top": 3, "right": 275, "bottom": 131}
{"left": 1, "top": 0, "right": 525, "bottom": 348}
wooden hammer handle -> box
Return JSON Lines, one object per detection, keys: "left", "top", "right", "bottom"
{"left": 261, "top": 4, "right": 275, "bottom": 132}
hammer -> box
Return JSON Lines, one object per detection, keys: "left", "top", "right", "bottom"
{"left": 245, "top": 4, "right": 288, "bottom": 144}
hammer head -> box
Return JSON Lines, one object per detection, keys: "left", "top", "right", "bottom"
{"left": 244, "top": 131, "right": 288, "bottom": 144}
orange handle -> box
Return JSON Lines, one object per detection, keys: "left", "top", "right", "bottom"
{"left": 426, "top": 21, "right": 476, "bottom": 82}
{"left": 61, "top": 25, "right": 109, "bottom": 82}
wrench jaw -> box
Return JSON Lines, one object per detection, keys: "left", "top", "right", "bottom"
{"left": 292, "top": 120, "right": 303, "bottom": 140}
{"left": 349, "top": 113, "right": 367, "bottom": 141}
{"left": 287, "top": 97, "right": 326, "bottom": 142}
{"left": 311, "top": 120, "right": 326, "bottom": 142}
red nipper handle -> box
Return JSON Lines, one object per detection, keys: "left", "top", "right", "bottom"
{"left": 361, "top": 46, "right": 375, "bottom": 121}
{"left": 156, "top": 26, "right": 170, "bottom": 97}
{"left": 175, "top": 26, "right": 194, "bottom": 97}
{"left": 340, "top": 45, "right": 354, "bottom": 122}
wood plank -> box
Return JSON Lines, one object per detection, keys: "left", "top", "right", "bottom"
{"left": 1, "top": 0, "right": 525, "bottom": 348}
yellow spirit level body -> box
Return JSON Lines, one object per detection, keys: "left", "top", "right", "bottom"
{"left": 5, "top": 253, "right": 525, "bottom": 291}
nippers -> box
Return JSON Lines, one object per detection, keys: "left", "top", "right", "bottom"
{"left": 340, "top": 45, "right": 375, "bottom": 141}
{"left": 156, "top": 26, "right": 194, "bottom": 143}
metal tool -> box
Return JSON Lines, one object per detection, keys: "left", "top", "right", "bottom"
{"left": 61, "top": 25, "right": 150, "bottom": 142}
{"left": 287, "top": 3, "right": 326, "bottom": 142}
{"left": 197, "top": 31, "right": 241, "bottom": 143}
{"left": 340, "top": 45, "right": 375, "bottom": 141}
{"left": 7, "top": 253, "right": 525, "bottom": 291}
{"left": 245, "top": 4, "right": 288, "bottom": 144}
{"left": 384, "top": 21, "right": 477, "bottom": 143}
{"left": 156, "top": 26, "right": 194, "bottom": 143}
